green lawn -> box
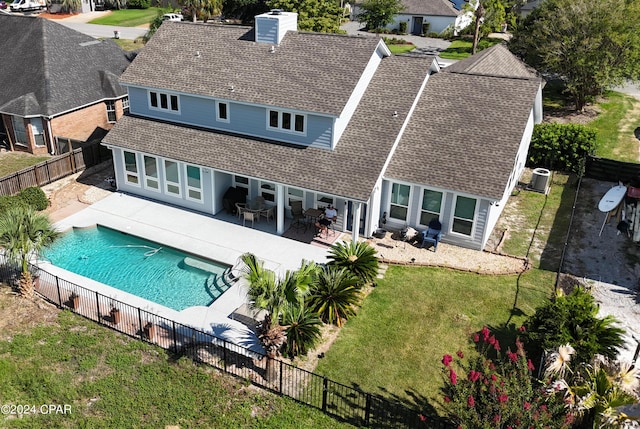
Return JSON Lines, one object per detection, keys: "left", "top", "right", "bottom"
{"left": 0, "top": 301, "right": 354, "bottom": 429}
{"left": 589, "top": 91, "right": 640, "bottom": 162}
{"left": 315, "top": 173, "right": 575, "bottom": 413}
{"left": 113, "top": 37, "right": 146, "bottom": 51}
{"left": 0, "top": 152, "right": 50, "bottom": 178}
{"left": 89, "top": 8, "right": 162, "bottom": 27}
{"left": 388, "top": 44, "right": 416, "bottom": 55}
{"left": 438, "top": 37, "right": 503, "bottom": 60}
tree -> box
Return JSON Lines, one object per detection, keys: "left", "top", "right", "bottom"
{"left": 239, "top": 253, "right": 314, "bottom": 380}
{"left": 306, "top": 266, "right": 360, "bottom": 327}
{"left": 61, "top": 0, "right": 81, "bottom": 12}
{"left": 509, "top": 0, "right": 640, "bottom": 111}
{"left": 281, "top": 302, "right": 322, "bottom": 357}
{"left": 179, "top": 0, "right": 222, "bottom": 22}
{"left": 268, "top": 0, "right": 345, "bottom": 33}
{"left": 222, "top": 0, "right": 268, "bottom": 24}
{"left": 522, "top": 288, "right": 626, "bottom": 365}
{"left": 327, "top": 241, "right": 378, "bottom": 286}
{"left": 0, "top": 207, "right": 60, "bottom": 298}
{"left": 144, "top": 12, "right": 165, "bottom": 42}
{"left": 356, "top": 0, "right": 403, "bottom": 31}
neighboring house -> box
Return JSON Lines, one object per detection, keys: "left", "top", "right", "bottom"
{"left": 0, "top": 15, "right": 133, "bottom": 156}
{"left": 103, "top": 11, "right": 543, "bottom": 251}
{"left": 387, "top": 0, "right": 471, "bottom": 34}
{"left": 520, "top": 0, "right": 543, "bottom": 17}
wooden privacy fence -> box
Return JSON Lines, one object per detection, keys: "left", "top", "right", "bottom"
{"left": 0, "top": 149, "right": 85, "bottom": 196}
{"left": 0, "top": 139, "right": 112, "bottom": 197}
{"left": 0, "top": 260, "right": 453, "bottom": 429}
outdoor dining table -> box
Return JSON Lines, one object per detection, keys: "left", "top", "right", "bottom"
{"left": 303, "top": 208, "right": 324, "bottom": 228}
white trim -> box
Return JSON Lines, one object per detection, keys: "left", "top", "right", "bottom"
{"left": 163, "top": 159, "right": 182, "bottom": 197}
{"left": 417, "top": 187, "right": 443, "bottom": 227}
{"left": 122, "top": 150, "right": 141, "bottom": 187}
{"left": 266, "top": 109, "right": 307, "bottom": 136}
{"left": 142, "top": 154, "right": 160, "bottom": 193}
{"left": 148, "top": 90, "right": 180, "bottom": 114}
{"left": 105, "top": 100, "right": 116, "bottom": 123}
{"left": 185, "top": 164, "right": 203, "bottom": 203}
{"left": 216, "top": 101, "right": 229, "bottom": 123}
{"left": 450, "top": 194, "right": 478, "bottom": 238}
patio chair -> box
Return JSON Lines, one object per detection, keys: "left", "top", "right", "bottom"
{"left": 260, "top": 206, "right": 275, "bottom": 223}
{"left": 421, "top": 219, "right": 442, "bottom": 252}
{"left": 290, "top": 201, "right": 305, "bottom": 230}
{"left": 243, "top": 210, "right": 258, "bottom": 227}
{"left": 235, "top": 202, "right": 247, "bottom": 219}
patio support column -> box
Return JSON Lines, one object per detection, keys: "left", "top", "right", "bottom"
{"left": 351, "top": 202, "right": 361, "bottom": 243}
{"left": 276, "top": 184, "right": 285, "bottom": 235}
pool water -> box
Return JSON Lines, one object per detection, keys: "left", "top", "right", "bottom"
{"left": 42, "top": 225, "right": 230, "bottom": 311}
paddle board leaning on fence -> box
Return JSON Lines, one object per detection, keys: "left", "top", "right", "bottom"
{"left": 598, "top": 184, "right": 627, "bottom": 236}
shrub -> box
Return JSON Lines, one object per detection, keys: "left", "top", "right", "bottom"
{"left": 440, "top": 326, "right": 572, "bottom": 428}
{"left": 306, "top": 266, "right": 361, "bottom": 327}
{"left": 427, "top": 31, "right": 440, "bottom": 38}
{"left": 522, "top": 288, "right": 625, "bottom": 365}
{"left": 127, "top": 0, "right": 149, "bottom": 9}
{"left": 19, "top": 187, "right": 49, "bottom": 211}
{"left": 327, "top": 241, "right": 378, "bottom": 286}
{"left": 398, "top": 21, "right": 407, "bottom": 34}
{"left": 282, "top": 303, "right": 322, "bottom": 358}
{"left": 421, "top": 22, "right": 430, "bottom": 35}
{"left": 0, "top": 195, "right": 27, "bottom": 214}
{"left": 528, "top": 123, "right": 597, "bottom": 174}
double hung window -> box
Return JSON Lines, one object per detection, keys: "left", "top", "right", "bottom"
{"left": 164, "top": 160, "right": 181, "bottom": 196}
{"left": 123, "top": 151, "right": 140, "bottom": 186}
{"left": 143, "top": 155, "right": 159, "bottom": 191}
{"left": 389, "top": 183, "right": 410, "bottom": 221}
{"left": 420, "top": 189, "right": 443, "bottom": 226}
{"left": 452, "top": 196, "right": 477, "bottom": 236}
{"left": 186, "top": 165, "right": 202, "bottom": 202}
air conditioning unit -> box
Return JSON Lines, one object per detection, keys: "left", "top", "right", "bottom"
{"left": 528, "top": 168, "right": 550, "bottom": 194}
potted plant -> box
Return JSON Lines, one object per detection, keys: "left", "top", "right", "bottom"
{"left": 69, "top": 291, "right": 80, "bottom": 310}
{"left": 143, "top": 322, "right": 155, "bottom": 340}
{"left": 109, "top": 302, "right": 121, "bottom": 325}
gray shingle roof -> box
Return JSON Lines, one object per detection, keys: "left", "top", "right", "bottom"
{"left": 119, "top": 23, "right": 383, "bottom": 116}
{"left": 105, "top": 55, "right": 433, "bottom": 202}
{"left": 401, "top": 0, "right": 459, "bottom": 16}
{"left": 443, "top": 44, "right": 539, "bottom": 79}
{"left": 385, "top": 71, "right": 541, "bottom": 200}
{"left": 0, "top": 15, "right": 132, "bottom": 117}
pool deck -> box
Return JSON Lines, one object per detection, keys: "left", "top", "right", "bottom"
{"left": 47, "top": 192, "right": 333, "bottom": 355}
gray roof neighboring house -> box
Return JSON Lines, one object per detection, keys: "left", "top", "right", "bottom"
{"left": 400, "top": 0, "right": 460, "bottom": 16}
{"left": 119, "top": 22, "right": 383, "bottom": 117}
{"left": 105, "top": 55, "right": 434, "bottom": 202}
{"left": 0, "top": 14, "right": 132, "bottom": 118}
{"left": 443, "top": 44, "right": 539, "bottom": 80}
{"left": 386, "top": 45, "right": 542, "bottom": 200}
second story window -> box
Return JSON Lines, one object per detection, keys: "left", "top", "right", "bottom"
{"left": 122, "top": 96, "right": 130, "bottom": 113}
{"left": 149, "top": 91, "right": 179, "bottom": 113}
{"left": 106, "top": 100, "right": 116, "bottom": 122}
{"left": 216, "top": 101, "right": 229, "bottom": 122}
{"left": 268, "top": 109, "right": 305, "bottom": 134}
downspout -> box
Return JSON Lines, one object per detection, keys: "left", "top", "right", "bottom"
{"left": 46, "top": 117, "right": 55, "bottom": 155}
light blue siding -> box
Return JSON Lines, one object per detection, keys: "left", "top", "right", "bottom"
{"left": 126, "top": 86, "right": 333, "bottom": 148}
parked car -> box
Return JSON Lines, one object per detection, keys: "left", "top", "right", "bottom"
{"left": 162, "top": 13, "right": 183, "bottom": 21}
{"left": 0, "top": 1, "right": 7, "bottom": 9}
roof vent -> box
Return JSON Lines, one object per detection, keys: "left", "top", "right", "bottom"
{"left": 270, "top": 8, "right": 282, "bottom": 14}
{"left": 269, "top": 45, "right": 276, "bottom": 53}
{"left": 195, "top": 51, "right": 201, "bottom": 58}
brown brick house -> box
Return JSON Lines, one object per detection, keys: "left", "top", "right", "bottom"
{"left": 0, "top": 14, "right": 133, "bottom": 155}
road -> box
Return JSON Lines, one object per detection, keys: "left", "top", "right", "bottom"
{"left": 54, "top": 11, "right": 148, "bottom": 39}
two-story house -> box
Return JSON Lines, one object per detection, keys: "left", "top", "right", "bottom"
{"left": 0, "top": 15, "right": 133, "bottom": 156}
{"left": 103, "top": 10, "right": 543, "bottom": 250}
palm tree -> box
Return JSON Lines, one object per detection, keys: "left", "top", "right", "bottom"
{"left": 239, "top": 253, "right": 314, "bottom": 381}
{"left": 282, "top": 302, "right": 322, "bottom": 358}
{"left": 306, "top": 266, "right": 361, "bottom": 327}
{"left": 0, "top": 207, "right": 60, "bottom": 298}
{"left": 327, "top": 241, "right": 378, "bottom": 286}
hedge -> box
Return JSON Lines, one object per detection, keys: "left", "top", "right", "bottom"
{"left": 528, "top": 123, "right": 597, "bottom": 174}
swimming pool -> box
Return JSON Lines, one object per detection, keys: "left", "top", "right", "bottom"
{"left": 42, "top": 225, "right": 231, "bottom": 311}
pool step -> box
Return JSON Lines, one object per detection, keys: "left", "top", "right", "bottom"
{"left": 183, "top": 257, "right": 220, "bottom": 274}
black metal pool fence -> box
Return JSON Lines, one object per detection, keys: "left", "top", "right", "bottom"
{"left": 0, "top": 259, "right": 453, "bottom": 429}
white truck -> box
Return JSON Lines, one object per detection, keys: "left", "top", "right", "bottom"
{"left": 9, "top": 0, "right": 45, "bottom": 12}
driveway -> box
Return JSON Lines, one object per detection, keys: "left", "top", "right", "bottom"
{"left": 340, "top": 20, "right": 452, "bottom": 56}
{"left": 49, "top": 11, "right": 148, "bottom": 39}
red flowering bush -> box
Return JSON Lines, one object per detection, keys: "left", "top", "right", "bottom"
{"left": 441, "top": 326, "right": 572, "bottom": 429}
